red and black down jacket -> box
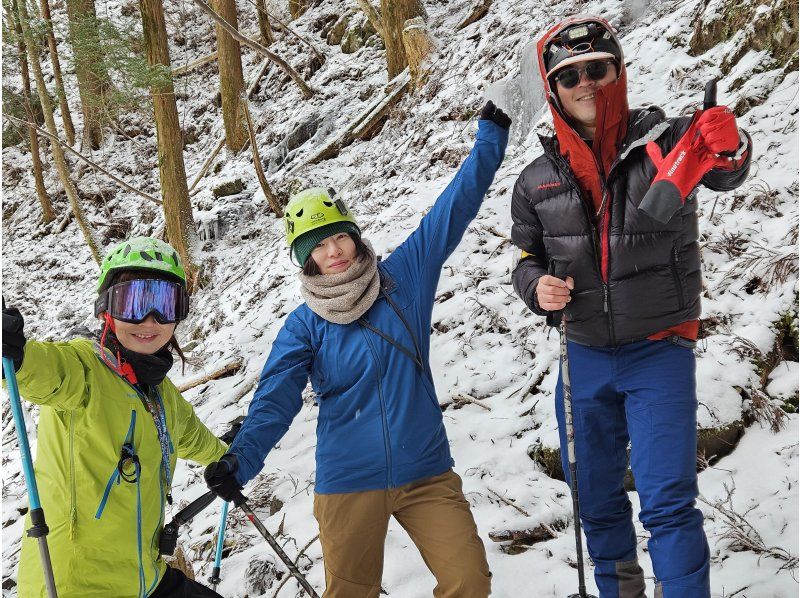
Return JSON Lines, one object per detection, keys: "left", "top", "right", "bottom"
{"left": 511, "top": 106, "right": 752, "bottom": 346}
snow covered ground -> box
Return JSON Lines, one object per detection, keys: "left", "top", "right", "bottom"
{"left": 2, "top": 0, "right": 797, "bottom": 596}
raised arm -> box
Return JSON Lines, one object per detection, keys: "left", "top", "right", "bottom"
{"left": 226, "top": 312, "right": 314, "bottom": 486}
{"left": 9, "top": 339, "right": 89, "bottom": 411}
{"left": 386, "top": 108, "right": 509, "bottom": 303}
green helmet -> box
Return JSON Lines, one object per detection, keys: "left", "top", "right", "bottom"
{"left": 97, "top": 237, "right": 186, "bottom": 293}
{"left": 285, "top": 187, "right": 360, "bottom": 266}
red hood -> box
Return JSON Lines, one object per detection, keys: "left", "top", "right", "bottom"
{"left": 536, "top": 17, "right": 629, "bottom": 202}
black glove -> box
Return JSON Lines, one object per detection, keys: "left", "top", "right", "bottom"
{"left": 479, "top": 100, "right": 512, "bottom": 130}
{"left": 204, "top": 454, "right": 245, "bottom": 505}
{"left": 2, "top": 306, "right": 26, "bottom": 373}
{"left": 220, "top": 416, "right": 245, "bottom": 445}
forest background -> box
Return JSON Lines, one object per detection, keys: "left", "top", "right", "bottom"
{"left": 1, "top": 0, "right": 798, "bottom": 595}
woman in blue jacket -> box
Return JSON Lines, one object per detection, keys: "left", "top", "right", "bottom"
{"left": 205, "top": 103, "right": 510, "bottom": 597}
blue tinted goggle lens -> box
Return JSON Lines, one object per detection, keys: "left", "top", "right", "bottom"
{"left": 107, "top": 279, "right": 185, "bottom": 324}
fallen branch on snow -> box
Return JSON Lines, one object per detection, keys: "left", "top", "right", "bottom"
{"left": 176, "top": 359, "right": 244, "bottom": 392}
{"left": 699, "top": 478, "right": 798, "bottom": 572}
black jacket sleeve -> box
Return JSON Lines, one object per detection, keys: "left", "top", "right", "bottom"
{"left": 510, "top": 169, "right": 549, "bottom": 316}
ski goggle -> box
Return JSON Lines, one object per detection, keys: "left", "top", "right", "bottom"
{"left": 94, "top": 279, "right": 189, "bottom": 324}
{"left": 553, "top": 59, "right": 615, "bottom": 89}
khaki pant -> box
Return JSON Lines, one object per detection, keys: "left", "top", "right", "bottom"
{"left": 313, "top": 470, "right": 491, "bottom": 598}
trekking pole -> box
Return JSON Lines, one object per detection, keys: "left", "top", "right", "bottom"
{"left": 209, "top": 501, "right": 229, "bottom": 591}
{"left": 159, "top": 490, "right": 219, "bottom": 556}
{"left": 552, "top": 274, "right": 596, "bottom": 598}
{"left": 233, "top": 497, "right": 320, "bottom": 598}
{"left": 2, "top": 343, "right": 58, "bottom": 596}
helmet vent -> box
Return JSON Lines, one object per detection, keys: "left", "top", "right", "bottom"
{"left": 140, "top": 252, "right": 153, "bottom": 262}
{"left": 323, "top": 201, "right": 333, "bottom": 207}
{"left": 296, "top": 208, "right": 304, "bottom": 217}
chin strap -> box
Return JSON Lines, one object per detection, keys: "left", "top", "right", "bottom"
{"left": 99, "top": 313, "right": 138, "bottom": 385}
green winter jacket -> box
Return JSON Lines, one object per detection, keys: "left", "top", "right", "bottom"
{"left": 12, "top": 338, "right": 227, "bottom": 597}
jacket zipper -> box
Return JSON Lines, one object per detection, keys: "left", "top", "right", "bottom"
{"left": 670, "top": 243, "right": 686, "bottom": 309}
{"left": 362, "top": 328, "right": 393, "bottom": 487}
{"left": 94, "top": 350, "right": 171, "bottom": 596}
{"left": 95, "top": 410, "right": 137, "bottom": 519}
{"left": 68, "top": 411, "right": 77, "bottom": 539}
{"left": 550, "top": 151, "right": 616, "bottom": 345}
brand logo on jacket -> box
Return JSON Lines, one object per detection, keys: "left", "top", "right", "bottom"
{"left": 537, "top": 182, "right": 562, "bottom": 190}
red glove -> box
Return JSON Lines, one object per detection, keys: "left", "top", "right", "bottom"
{"left": 697, "top": 106, "right": 739, "bottom": 154}
{"left": 638, "top": 112, "right": 731, "bottom": 223}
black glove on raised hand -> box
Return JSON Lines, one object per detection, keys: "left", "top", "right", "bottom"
{"left": 204, "top": 454, "right": 245, "bottom": 505}
{"left": 2, "top": 306, "right": 26, "bottom": 373}
{"left": 479, "top": 100, "right": 512, "bottom": 130}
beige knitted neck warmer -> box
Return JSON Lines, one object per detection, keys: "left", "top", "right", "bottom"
{"left": 298, "top": 240, "right": 380, "bottom": 324}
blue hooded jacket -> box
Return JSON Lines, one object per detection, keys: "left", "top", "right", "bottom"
{"left": 230, "top": 120, "right": 508, "bottom": 494}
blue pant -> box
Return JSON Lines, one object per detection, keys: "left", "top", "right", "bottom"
{"left": 556, "top": 339, "right": 710, "bottom": 598}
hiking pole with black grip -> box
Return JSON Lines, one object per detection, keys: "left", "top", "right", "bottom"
{"left": 550, "top": 266, "right": 596, "bottom": 598}
{"left": 2, "top": 298, "right": 58, "bottom": 598}
{"left": 227, "top": 489, "right": 320, "bottom": 598}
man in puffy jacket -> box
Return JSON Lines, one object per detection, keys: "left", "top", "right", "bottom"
{"left": 510, "top": 16, "right": 751, "bottom": 598}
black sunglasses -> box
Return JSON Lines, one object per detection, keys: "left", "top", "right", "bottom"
{"left": 554, "top": 60, "right": 615, "bottom": 89}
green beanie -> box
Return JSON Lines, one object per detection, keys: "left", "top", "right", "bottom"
{"left": 293, "top": 221, "right": 360, "bottom": 267}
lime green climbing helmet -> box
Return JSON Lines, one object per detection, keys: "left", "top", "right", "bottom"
{"left": 97, "top": 237, "right": 187, "bottom": 293}
{"left": 285, "top": 187, "right": 360, "bottom": 265}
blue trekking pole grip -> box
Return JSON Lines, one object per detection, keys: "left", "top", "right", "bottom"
{"left": 3, "top": 355, "right": 59, "bottom": 597}
{"left": 209, "top": 501, "right": 229, "bottom": 590}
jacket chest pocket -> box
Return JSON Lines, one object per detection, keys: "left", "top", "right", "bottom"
{"left": 95, "top": 409, "right": 140, "bottom": 519}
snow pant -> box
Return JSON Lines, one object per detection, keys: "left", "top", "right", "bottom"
{"left": 556, "top": 339, "right": 710, "bottom": 598}
{"left": 149, "top": 566, "right": 223, "bottom": 597}
{"left": 313, "top": 469, "right": 491, "bottom": 598}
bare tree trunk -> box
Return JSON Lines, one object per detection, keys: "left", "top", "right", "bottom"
{"left": 380, "top": 0, "right": 426, "bottom": 79}
{"left": 255, "top": 0, "right": 273, "bottom": 46}
{"left": 65, "top": 0, "right": 112, "bottom": 150}
{"left": 39, "top": 0, "right": 76, "bottom": 146}
{"left": 11, "top": 0, "right": 55, "bottom": 223}
{"left": 17, "top": 0, "right": 101, "bottom": 262}
{"left": 139, "top": 0, "right": 199, "bottom": 289}
{"left": 212, "top": 0, "right": 246, "bottom": 153}
{"left": 401, "top": 16, "right": 435, "bottom": 90}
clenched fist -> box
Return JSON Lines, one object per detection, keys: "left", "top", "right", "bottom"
{"left": 536, "top": 275, "right": 574, "bottom": 311}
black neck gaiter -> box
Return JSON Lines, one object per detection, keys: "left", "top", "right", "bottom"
{"left": 106, "top": 332, "right": 174, "bottom": 387}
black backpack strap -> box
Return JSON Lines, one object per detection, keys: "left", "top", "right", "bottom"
{"left": 358, "top": 273, "right": 424, "bottom": 370}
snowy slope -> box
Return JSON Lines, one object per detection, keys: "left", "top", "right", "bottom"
{"left": 2, "top": 0, "right": 798, "bottom": 596}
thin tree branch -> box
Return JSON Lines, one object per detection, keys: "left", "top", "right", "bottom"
{"left": 176, "top": 358, "right": 243, "bottom": 392}
{"left": 453, "top": 393, "right": 492, "bottom": 411}
{"left": 188, "top": 136, "right": 226, "bottom": 193}
{"left": 242, "top": 95, "right": 283, "bottom": 216}
{"left": 3, "top": 114, "right": 163, "bottom": 205}
{"left": 242, "top": 0, "right": 324, "bottom": 61}
{"left": 191, "top": 0, "right": 313, "bottom": 98}
{"left": 172, "top": 51, "right": 217, "bottom": 76}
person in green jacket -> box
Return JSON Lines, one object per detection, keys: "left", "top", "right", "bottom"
{"left": 2, "top": 237, "right": 228, "bottom": 598}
